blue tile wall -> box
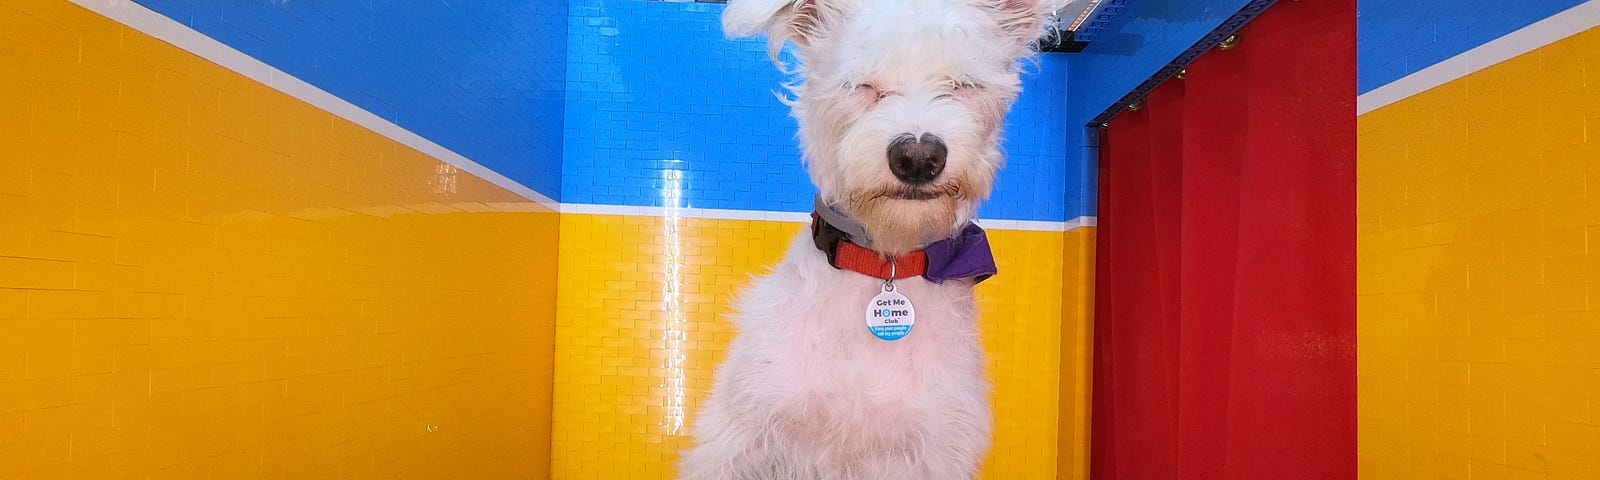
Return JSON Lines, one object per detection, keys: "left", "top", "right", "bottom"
{"left": 1064, "top": 0, "right": 1255, "bottom": 129}
{"left": 133, "top": 0, "right": 568, "bottom": 199}
{"left": 1064, "top": 127, "right": 1099, "bottom": 220}
{"left": 561, "top": 0, "right": 808, "bottom": 212}
{"left": 998, "top": 57, "right": 1071, "bottom": 221}
{"left": 563, "top": 0, "right": 1071, "bottom": 222}
{"left": 1357, "top": 0, "right": 1587, "bottom": 93}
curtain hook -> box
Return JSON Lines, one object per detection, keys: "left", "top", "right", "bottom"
{"left": 1218, "top": 33, "right": 1240, "bottom": 51}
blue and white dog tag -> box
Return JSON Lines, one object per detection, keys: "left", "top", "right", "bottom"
{"left": 865, "top": 282, "right": 916, "bottom": 341}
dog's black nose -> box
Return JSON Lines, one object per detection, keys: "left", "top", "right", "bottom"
{"left": 886, "top": 133, "right": 947, "bottom": 185}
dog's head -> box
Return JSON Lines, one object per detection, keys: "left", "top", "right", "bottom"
{"left": 726, "top": 0, "right": 1048, "bottom": 254}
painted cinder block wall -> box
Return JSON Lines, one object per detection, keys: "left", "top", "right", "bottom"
{"left": 0, "top": 0, "right": 562, "bottom": 478}
{"left": 1357, "top": 0, "right": 1600, "bottom": 478}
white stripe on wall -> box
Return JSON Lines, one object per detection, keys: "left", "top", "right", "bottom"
{"left": 562, "top": 204, "right": 1096, "bottom": 232}
{"left": 976, "top": 217, "right": 1082, "bottom": 232}
{"left": 1061, "top": 215, "right": 1097, "bottom": 231}
{"left": 1357, "top": 0, "right": 1600, "bottom": 115}
{"left": 561, "top": 203, "right": 814, "bottom": 223}
{"left": 70, "top": 0, "right": 561, "bottom": 210}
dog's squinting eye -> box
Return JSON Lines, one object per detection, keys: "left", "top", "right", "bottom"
{"left": 854, "top": 83, "right": 891, "bottom": 100}
{"left": 933, "top": 80, "right": 983, "bottom": 101}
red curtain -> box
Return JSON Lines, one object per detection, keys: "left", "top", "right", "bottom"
{"left": 1090, "top": 1, "right": 1356, "bottom": 479}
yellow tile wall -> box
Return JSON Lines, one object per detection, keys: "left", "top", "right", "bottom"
{"left": 0, "top": 2, "right": 559, "bottom": 478}
{"left": 1058, "top": 227, "right": 1094, "bottom": 480}
{"left": 1358, "top": 26, "right": 1600, "bottom": 480}
{"left": 551, "top": 213, "right": 1068, "bottom": 479}
{"left": 981, "top": 227, "right": 1066, "bottom": 480}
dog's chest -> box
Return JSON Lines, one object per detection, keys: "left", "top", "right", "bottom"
{"left": 762, "top": 277, "right": 983, "bottom": 451}
{"left": 742, "top": 256, "right": 985, "bottom": 416}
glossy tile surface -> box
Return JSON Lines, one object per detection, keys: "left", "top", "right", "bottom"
{"left": 1358, "top": 23, "right": 1600, "bottom": 480}
{"left": 561, "top": 0, "right": 1073, "bottom": 222}
{"left": 0, "top": 1, "right": 559, "bottom": 477}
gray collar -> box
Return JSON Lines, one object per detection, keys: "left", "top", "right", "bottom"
{"left": 813, "top": 194, "right": 945, "bottom": 250}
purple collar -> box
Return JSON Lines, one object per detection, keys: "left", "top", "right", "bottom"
{"left": 921, "top": 223, "right": 999, "bottom": 284}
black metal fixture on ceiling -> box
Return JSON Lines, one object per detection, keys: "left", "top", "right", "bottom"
{"left": 1039, "top": 0, "right": 1127, "bottom": 53}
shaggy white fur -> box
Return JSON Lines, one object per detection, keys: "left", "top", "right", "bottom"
{"left": 678, "top": 1, "right": 1048, "bottom": 478}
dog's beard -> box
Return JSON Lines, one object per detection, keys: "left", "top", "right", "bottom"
{"left": 842, "top": 178, "right": 971, "bottom": 255}
{"left": 852, "top": 180, "right": 966, "bottom": 202}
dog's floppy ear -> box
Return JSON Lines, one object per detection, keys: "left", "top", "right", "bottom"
{"left": 723, "top": 0, "right": 826, "bottom": 48}
{"left": 991, "top": 0, "right": 1051, "bottom": 55}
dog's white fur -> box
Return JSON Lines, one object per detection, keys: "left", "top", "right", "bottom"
{"left": 679, "top": 1, "right": 1047, "bottom": 478}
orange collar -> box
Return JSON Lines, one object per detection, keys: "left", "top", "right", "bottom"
{"left": 811, "top": 213, "right": 927, "bottom": 280}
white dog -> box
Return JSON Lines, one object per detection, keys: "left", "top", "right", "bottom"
{"left": 678, "top": 1, "right": 1048, "bottom": 479}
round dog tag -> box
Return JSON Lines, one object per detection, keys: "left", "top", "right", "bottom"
{"left": 865, "top": 284, "right": 916, "bottom": 341}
